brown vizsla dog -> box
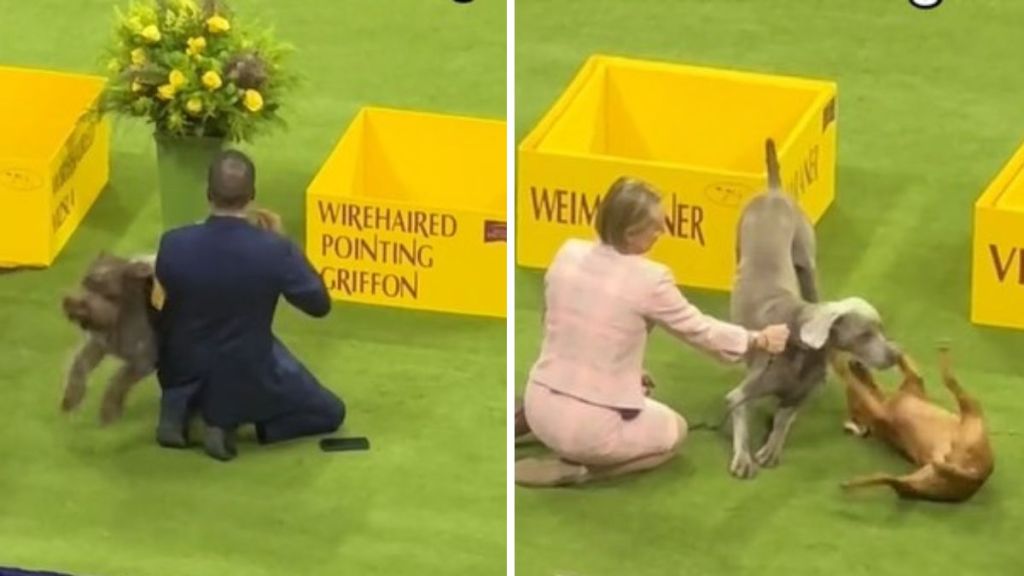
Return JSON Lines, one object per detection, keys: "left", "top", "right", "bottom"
{"left": 833, "top": 346, "right": 994, "bottom": 502}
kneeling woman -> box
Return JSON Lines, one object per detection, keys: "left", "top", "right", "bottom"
{"left": 516, "top": 177, "right": 789, "bottom": 487}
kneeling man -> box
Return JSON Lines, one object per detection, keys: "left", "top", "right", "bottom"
{"left": 155, "top": 150, "right": 345, "bottom": 461}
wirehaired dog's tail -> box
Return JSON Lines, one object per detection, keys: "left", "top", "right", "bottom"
{"left": 246, "top": 207, "right": 285, "bottom": 235}
{"left": 765, "top": 138, "right": 782, "bottom": 194}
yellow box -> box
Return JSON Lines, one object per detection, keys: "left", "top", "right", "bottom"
{"left": 0, "top": 66, "right": 110, "bottom": 268}
{"left": 971, "top": 140, "right": 1024, "bottom": 329}
{"left": 517, "top": 55, "right": 838, "bottom": 291}
{"left": 306, "top": 107, "right": 506, "bottom": 319}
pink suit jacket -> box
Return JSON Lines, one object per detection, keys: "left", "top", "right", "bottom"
{"left": 528, "top": 239, "right": 752, "bottom": 411}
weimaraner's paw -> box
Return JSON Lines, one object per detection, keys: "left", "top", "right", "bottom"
{"left": 754, "top": 442, "right": 783, "bottom": 468}
{"left": 61, "top": 380, "right": 86, "bottom": 412}
{"left": 729, "top": 451, "right": 758, "bottom": 479}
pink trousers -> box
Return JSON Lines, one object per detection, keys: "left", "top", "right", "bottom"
{"left": 523, "top": 381, "right": 686, "bottom": 466}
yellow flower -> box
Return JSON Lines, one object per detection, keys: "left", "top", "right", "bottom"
{"left": 168, "top": 70, "right": 187, "bottom": 88}
{"left": 186, "top": 36, "right": 206, "bottom": 56}
{"left": 185, "top": 98, "right": 203, "bottom": 115}
{"left": 206, "top": 15, "right": 230, "bottom": 34}
{"left": 157, "top": 84, "right": 176, "bottom": 100}
{"left": 242, "top": 89, "right": 264, "bottom": 112}
{"left": 140, "top": 24, "right": 161, "bottom": 43}
{"left": 201, "top": 70, "right": 223, "bottom": 90}
{"left": 131, "top": 48, "right": 147, "bottom": 66}
{"left": 126, "top": 16, "right": 143, "bottom": 32}
{"left": 106, "top": 58, "right": 121, "bottom": 72}
{"left": 131, "top": 80, "right": 143, "bottom": 93}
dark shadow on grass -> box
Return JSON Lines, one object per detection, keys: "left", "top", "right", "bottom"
{"left": 77, "top": 150, "right": 155, "bottom": 239}
{"left": 815, "top": 165, "right": 918, "bottom": 291}
{"left": 281, "top": 300, "right": 505, "bottom": 354}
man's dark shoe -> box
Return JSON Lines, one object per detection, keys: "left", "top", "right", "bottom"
{"left": 203, "top": 426, "right": 238, "bottom": 462}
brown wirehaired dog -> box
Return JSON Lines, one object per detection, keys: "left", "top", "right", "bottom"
{"left": 61, "top": 252, "right": 159, "bottom": 423}
{"left": 833, "top": 346, "right": 994, "bottom": 502}
{"left": 61, "top": 208, "right": 285, "bottom": 424}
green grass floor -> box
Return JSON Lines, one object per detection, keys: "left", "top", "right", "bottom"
{"left": 0, "top": 1, "right": 505, "bottom": 575}
{"left": 515, "top": 1, "right": 1024, "bottom": 575}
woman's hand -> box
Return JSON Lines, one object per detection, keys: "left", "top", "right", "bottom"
{"left": 751, "top": 324, "right": 790, "bottom": 354}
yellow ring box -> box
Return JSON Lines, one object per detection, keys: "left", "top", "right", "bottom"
{"left": 306, "top": 107, "right": 506, "bottom": 319}
{"left": 0, "top": 66, "right": 110, "bottom": 268}
{"left": 971, "top": 140, "right": 1024, "bottom": 329}
{"left": 517, "top": 55, "right": 838, "bottom": 291}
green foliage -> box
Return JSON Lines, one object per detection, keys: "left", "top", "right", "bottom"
{"left": 98, "top": 0, "right": 297, "bottom": 143}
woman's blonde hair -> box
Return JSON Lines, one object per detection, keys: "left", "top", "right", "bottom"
{"left": 594, "top": 177, "right": 662, "bottom": 251}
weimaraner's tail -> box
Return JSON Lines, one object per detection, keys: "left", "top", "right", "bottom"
{"left": 765, "top": 138, "right": 782, "bottom": 193}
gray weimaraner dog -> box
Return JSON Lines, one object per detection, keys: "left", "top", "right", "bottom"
{"left": 725, "top": 139, "right": 900, "bottom": 479}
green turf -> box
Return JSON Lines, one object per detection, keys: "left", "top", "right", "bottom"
{"left": 515, "top": 1, "right": 1024, "bottom": 575}
{"left": 0, "top": 1, "right": 505, "bottom": 575}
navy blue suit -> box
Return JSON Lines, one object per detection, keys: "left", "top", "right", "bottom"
{"left": 155, "top": 215, "right": 344, "bottom": 443}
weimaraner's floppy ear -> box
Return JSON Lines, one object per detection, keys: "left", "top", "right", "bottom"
{"left": 799, "top": 297, "right": 879, "bottom": 349}
{"left": 799, "top": 303, "right": 845, "bottom": 350}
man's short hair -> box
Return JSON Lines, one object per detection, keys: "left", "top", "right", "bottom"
{"left": 207, "top": 149, "right": 256, "bottom": 209}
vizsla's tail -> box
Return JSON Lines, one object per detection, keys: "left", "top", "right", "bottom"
{"left": 765, "top": 138, "right": 782, "bottom": 194}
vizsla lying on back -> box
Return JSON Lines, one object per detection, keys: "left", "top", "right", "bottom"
{"left": 832, "top": 346, "right": 994, "bottom": 503}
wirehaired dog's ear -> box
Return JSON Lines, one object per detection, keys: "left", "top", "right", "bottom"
{"left": 248, "top": 208, "right": 284, "bottom": 235}
{"left": 124, "top": 261, "right": 154, "bottom": 279}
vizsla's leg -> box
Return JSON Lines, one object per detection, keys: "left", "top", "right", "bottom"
{"left": 935, "top": 347, "right": 992, "bottom": 484}
{"left": 844, "top": 361, "right": 891, "bottom": 425}
{"left": 832, "top": 353, "right": 882, "bottom": 436}
{"left": 844, "top": 384, "right": 872, "bottom": 437}
{"left": 841, "top": 465, "right": 935, "bottom": 500}
{"left": 896, "top": 354, "right": 927, "bottom": 398}
{"left": 847, "top": 359, "right": 887, "bottom": 400}
{"left": 937, "top": 347, "right": 981, "bottom": 418}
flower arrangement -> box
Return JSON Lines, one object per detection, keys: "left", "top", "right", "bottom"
{"left": 98, "top": 0, "right": 296, "bottom": 143}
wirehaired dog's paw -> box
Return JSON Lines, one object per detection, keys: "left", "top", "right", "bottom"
{"left": 61, "top": 380, "right": 86, "bottom": 412}
{"left": 754, "top": 442, "right": 783, "bottom": 468}
{"left": 729, "top": 451, "right": 758, "bottom": 479}
{"left": 99, "top": 395, "right": 125, "bottom": 425}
